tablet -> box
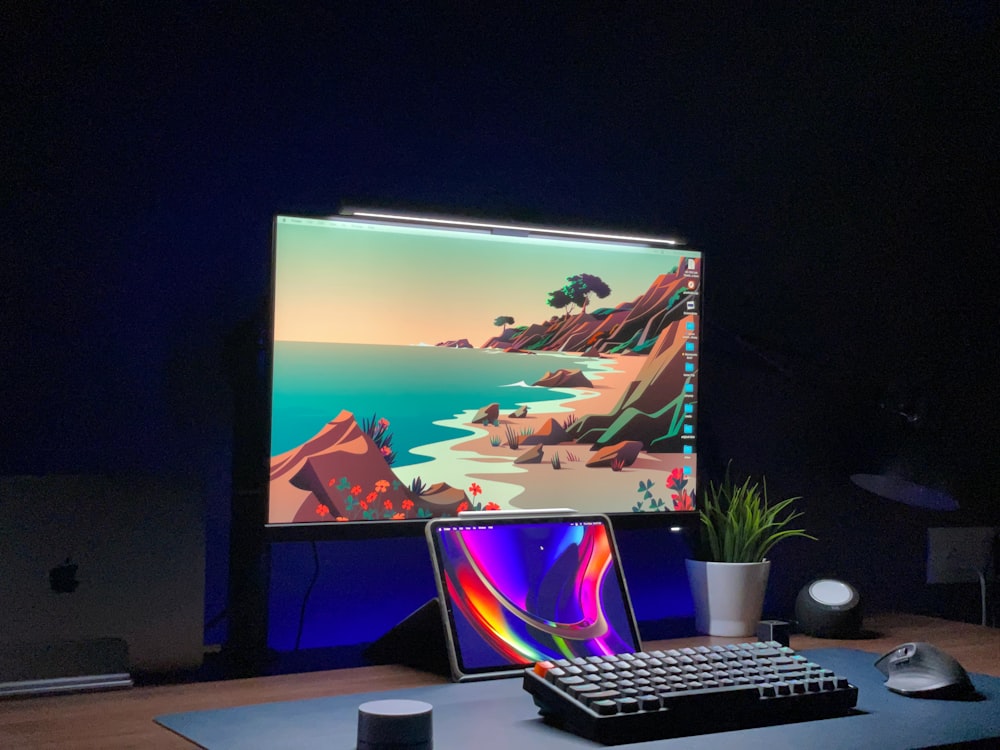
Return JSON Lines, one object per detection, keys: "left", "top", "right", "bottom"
{"left": 425, "top": 512, "right": 642, "bottom": 682}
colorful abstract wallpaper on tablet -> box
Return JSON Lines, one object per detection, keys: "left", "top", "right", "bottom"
{"left": 268, "top": 216, "right": 702, "bottom": 525}
{"left": 433, "top": 520, "right": 639, "bottom": 667}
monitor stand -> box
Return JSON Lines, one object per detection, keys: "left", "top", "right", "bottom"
{"left": 364, "top": 599, "right": 450, "bottom": 677}
{"left": 0, "top": 638, "right": 132, "bottom": 697}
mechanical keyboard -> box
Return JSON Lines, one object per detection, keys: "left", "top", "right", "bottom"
{"left": 522, "top": 641, "right": 859, "bottom": 745}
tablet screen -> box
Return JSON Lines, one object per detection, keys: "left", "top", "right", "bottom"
{"left": 426, "top": 513, "right": 642, "bottom": 681}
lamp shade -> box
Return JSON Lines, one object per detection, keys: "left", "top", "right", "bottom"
{"left": 850, "top": 473, "right": 958, "bottom": 511}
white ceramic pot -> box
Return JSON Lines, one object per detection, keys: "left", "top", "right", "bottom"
{"left": 685, "top": 559, "right": 771, "bottom": 637}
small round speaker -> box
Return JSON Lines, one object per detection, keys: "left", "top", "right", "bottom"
{"left": 795, "top": 578, "right": 862, "bottom": 638}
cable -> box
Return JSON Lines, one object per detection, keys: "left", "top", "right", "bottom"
{"left": 205, "top": 607, "right": 228, "bottom": 630}
{"left": 976, "top": 569, "right": 987, "bottom": 628}
{"left": 294, "top": 540, "right": 321, "bottom": 651}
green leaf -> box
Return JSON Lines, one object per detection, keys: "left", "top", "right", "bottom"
{"left": 695, "top": 463, "right": 815, "bottom": 562}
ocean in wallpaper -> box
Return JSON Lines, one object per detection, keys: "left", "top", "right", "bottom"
{"left": 271, "top": 341, "right": 619, "bottom": 465}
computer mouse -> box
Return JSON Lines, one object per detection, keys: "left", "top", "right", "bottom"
{"left": 874, "top": 642, "right": 976, "bottom": 699}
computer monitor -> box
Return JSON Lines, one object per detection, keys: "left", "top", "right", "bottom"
{"left": 267, "top": 210, "right": 702, "bottom": 537}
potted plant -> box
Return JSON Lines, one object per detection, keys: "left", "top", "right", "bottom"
{"left": 685, "top": 468, "right": 815, "bottom": 636}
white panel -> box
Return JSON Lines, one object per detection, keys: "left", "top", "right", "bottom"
{"left": 926, "top": 527, "right": 998, "bottom": 584}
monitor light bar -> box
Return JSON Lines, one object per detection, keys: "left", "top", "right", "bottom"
{"left": 342, "top": 209, "right": 683, "bottom": 247}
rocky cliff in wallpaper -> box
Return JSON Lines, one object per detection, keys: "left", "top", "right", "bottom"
{"left": 481, "top": 272, "right": 688, "bottom": 355}
{"left": 568, "top": 317, "right": 692, "bottom": 450}
{"left": 270, "top": 410, "right": 469, "bottom": 522}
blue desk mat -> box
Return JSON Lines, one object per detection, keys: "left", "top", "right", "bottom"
{"left": 156, "top": 649, "right": 1000, "bottom": 749}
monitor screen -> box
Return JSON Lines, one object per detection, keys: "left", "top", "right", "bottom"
{"left": 267, "top": 211, "right": 702, "bottom": 531}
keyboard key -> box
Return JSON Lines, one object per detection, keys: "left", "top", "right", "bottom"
{"left": 637, "top": 694, "right": 661, "bottom": 711}
{"left": 567, "top": 683, "right": 601, "bottom": 698}
{"left": 616, "top": 697, "right": 640, "bottom": 713}
{"left": 585, "top": 689, "right": 622, "bottom": 706}
{"left": 591, "top": 699, "right": 618, "bottom": 716}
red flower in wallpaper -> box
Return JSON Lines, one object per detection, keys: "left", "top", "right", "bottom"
{"left": 484, "top": 502, "right": 501, "bottom": 511}
{"left": 666, "top": 467, "right": 689, "bottom": 493}
{"left": 671, "top": 491, "right": 693, "bottom": 511}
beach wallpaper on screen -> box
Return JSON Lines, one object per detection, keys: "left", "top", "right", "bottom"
{"left": 268, "top": 217, "right": 700, "bottom": 524}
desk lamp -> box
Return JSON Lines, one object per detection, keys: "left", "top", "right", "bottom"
{"left": 850, "top": 443, "right": 997, "bottom": 628}
{"left": 851, "top": 379, "right": 960, "bottom": 512}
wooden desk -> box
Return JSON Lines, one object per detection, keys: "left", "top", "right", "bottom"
{"left": 1, "top": 614, "right": 996, "bottom": 749}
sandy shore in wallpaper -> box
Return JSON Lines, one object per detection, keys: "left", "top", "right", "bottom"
{"left": 422, "top": 353, "right": 679, "bottom": 513}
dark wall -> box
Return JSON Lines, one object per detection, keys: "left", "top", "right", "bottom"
{"left": 5, "top": 5, "right": 998, "bottom": 658}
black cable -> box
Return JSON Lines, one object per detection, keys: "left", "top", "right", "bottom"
{"left": 205, "top": 607, "right": 228, "bottom": 630}
{"left": 294, "top": 540, "right": 321, "bottom": 651}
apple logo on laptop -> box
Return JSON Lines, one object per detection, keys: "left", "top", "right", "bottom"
{"left": 49, "top": 558, "right": 80, "bottom": 593}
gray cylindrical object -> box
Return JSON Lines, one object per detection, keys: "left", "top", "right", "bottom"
{"left": 795, "top": 578, "right": 862, "bottom": 638}
{"left": 357, "top": 699, "right": 433, "bottom": 750}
